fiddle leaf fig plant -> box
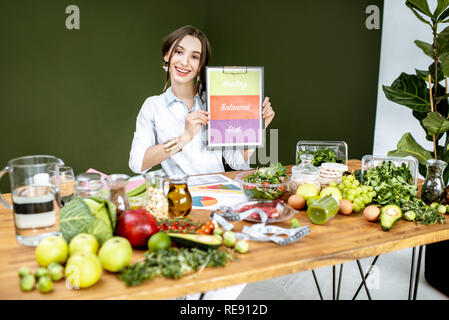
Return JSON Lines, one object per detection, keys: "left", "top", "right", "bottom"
{"left": 383, "top": 0, "right": 449, "bottom": 182}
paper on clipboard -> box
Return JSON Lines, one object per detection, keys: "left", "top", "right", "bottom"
{"left": 206, "top": 66, "right": 264, "bottom": 148}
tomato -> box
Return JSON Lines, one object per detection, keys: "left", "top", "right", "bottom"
{"left": 205, "top": 221, "right": 215, "bottom": 231}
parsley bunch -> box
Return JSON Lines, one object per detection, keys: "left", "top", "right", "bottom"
{"left": 119, "top": 247, "right": 235, "bottom": 287}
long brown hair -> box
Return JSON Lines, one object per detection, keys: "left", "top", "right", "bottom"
{"left": 162, "top": 25, "right": 211, "bottom": 97}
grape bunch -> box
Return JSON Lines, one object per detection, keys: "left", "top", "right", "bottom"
{"left": 332, "top": 175, "right": 377, "bottom": 212}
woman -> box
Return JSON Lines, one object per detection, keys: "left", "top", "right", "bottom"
{"left": 129, "top": 25, "right": 275, "bottom": 177}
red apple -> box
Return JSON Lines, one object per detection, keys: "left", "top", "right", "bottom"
{"left": 115, "top": 208, "right": 158, "bottom": 248}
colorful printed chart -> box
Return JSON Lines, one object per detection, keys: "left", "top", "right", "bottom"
{"left": 192, "top": 196, "right": 219, "bottom": 207}
{"left": 206, "top": 66, "right": 264, "bottom": 147}
{"left": 189, "top": 183, "right": 242, "bottom": 194}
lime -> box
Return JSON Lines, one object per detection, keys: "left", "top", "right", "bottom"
{"left": 319, "top": 187, "right": 343, "bottom": 201}
{"left": 147, "top": 232, "right": 172, "bottom": 252}
{"left": 296, "top": 183, "right": 319, "bottom": 200}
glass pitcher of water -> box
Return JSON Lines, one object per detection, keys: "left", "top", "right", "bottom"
{"left": 0, "top": 155, "right": 65, "bottom": 246}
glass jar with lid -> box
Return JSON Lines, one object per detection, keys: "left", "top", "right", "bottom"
{"left": 289, "top": 153, "right": 321, "bottom": 192}
{"left": 144, "top": 170, "right": 170, "bottom": 220}
{"left": 107, "top": 174, "right": 130, "bottom": 217}
{"left": 75, "top": 173, "right": 107, "bottom": 200}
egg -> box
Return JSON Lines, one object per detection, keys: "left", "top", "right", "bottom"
{"left": 288, "top": 194, "right": 305, "bottom": 210}
{"left": 339, "top": 199, "right": 353, "bottom": 215}
{"left": 363, "top": 205, "right": 381, "bottom": 222}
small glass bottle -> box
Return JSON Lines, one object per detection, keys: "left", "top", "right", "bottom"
{"left": 166, "top": 175, "right": 192, "bottom": 218}
{"left": 290, "top": 153, "right": 321, "bottom": 192}
{"left": 107, "top": 174, "right": 130, "bottom": 217}
{"left": 422, "top": 159, "right": 447, "bottom": 204}
{"left": 75, "top": 173, "right": 107, "bottom": 200}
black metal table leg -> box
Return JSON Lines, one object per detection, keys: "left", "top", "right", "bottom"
{"left": 336, "top": 264, "right": 344, "bottom": 300}
{"left": 311, "top": 269, "right": 324, "bottom": 300}
{"left": 332, "top": 266, "right": 336, "bottom": 300}
{"left": 413, "top": 246, "right": 424, "bottom": 300}
{"left": 353, "top": 255, "right": 379, "bottom": 300}
{"left": 408, "top": 247, "right": 416, "bottom": 300}
{"left": 355, "top": 260, "right": 373, "bottom": 300}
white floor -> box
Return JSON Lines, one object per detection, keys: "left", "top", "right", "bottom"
{"left": 237, "top": 247, "right": 449, "bottom": 300}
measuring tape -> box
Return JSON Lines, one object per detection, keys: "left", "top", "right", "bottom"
{"left": 210, "top": 205, "right": 310, "bottom": 245}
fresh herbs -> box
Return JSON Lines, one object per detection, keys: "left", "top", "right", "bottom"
{"left": 362, "top": 161, "right": 417, "bottom": 207}
{"left": 297, "top": 148, "right": 343, "bottom": 166}
{"left": 401, "top": 198, "right": 446, "bottom": 226}
{"left": 119, "top": 247, "right": 235, "bottom": 287}
{"left": 362, "top": 161, "right": 445, "bottom": 225}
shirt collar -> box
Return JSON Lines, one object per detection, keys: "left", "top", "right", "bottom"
{"left": 164, "top": 87, "right": 202, "bottom": 109}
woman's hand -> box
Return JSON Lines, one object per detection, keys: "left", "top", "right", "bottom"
{"left": 262, "top": 97, "right": 275, "bottom": 129}
{"left": 181, "top": 110, "right": 209, "bottom": 145}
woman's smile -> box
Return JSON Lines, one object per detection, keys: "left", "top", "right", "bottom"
{"left": 174, "top": 66, "right": 191, "bottom": 76}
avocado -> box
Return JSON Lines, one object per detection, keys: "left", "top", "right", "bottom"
{"left": 167, "top": 233, "right": 222, "bottom": 249}
{"left": 380, "top": 204, "right": 402, "bottom": 231}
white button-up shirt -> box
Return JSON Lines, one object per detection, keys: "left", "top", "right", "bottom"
{"left": 129, "top": 87, "right": 251, "bottom": 177}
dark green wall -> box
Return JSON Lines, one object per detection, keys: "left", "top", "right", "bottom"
{"left": 205, "top": 0, "right": 383, "bottom": 165}
{"left": 0, "top": 0, "right": 382, "bottom": 192}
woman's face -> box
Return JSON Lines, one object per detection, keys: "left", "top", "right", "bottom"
{"left": 164, "top": 35, "right": 202, "bottom": 87}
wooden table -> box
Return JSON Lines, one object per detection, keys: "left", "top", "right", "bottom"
{"left": 1, "top": 160, "right": 448, "bottom": 300}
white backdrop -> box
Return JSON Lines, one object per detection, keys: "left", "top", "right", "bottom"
{"left": 373, "top": 0, "right": 440, "bottom": 175}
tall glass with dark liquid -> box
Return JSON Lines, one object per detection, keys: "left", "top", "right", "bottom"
{"left": 0, "top": 155, "right": 64, "bottom": 246}
{"left": 166, "top": 175, "right": 192, "bottom": 218}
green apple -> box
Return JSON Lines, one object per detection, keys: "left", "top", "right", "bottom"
{"left": 69, "top": 233, "right": 99, "bottom": 256}
{"left": 35, "top": 236, "right": 69, "bottom": 267}
{"left": 98, "top": 237, "right": 132, "bottom": 273}
{"left": 65, "top": 252, "right": 102, "bottom": 289}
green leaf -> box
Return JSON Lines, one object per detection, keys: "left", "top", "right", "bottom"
{"left": 84, "top": 219, "right": 113, "bottom": 246}
{"left": 407, "top": 0, "right": 433, "bottom": 17}
{"left": 59, "top": 197, "right": 95, "bottom": 243}
{"left": 437, "top": 6, "right": 449, "bottom": 22}
{"left": 382, "top": 73, "right": 431, "bottom": 112}
{"left": 387, "top": 132, "right": 433, "bottom": 165}
{"left": 437, "top": 26, "right": 449, "bottom": 56}
{"left": 439, "top": 51, "right": 449, "bottom": 76}
{"left": 422, "top": 111, "right": 449, "bottom": 135}
{"left": 435, "top": 0, "right": 449, "bottom": 19}
{"left": 415, "top": 40, "right": 434, "bottom": 59}
{"left": 415, "top": 62, "right": 445, "bottom": 82}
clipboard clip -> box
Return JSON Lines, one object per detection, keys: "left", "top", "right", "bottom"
{"left": 222, "top": 66, "right": 247, "bottom": 74}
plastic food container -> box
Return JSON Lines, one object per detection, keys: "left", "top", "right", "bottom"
{"left": 235, "top": 170, "right": 288, "bottom": 201}
{"left": 296, "top": 140, "right": 348, "bottom": 165}
{"left": 360, "top": 155, "right": 419, "bottom": 186}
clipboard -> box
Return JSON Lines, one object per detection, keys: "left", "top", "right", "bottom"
{"left": 206, "top": 66, "right": 264, "bottom": 149}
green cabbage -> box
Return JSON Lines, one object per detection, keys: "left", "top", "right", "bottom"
{"left": 59, "top": 196, "right": 117, "bottom": 245}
